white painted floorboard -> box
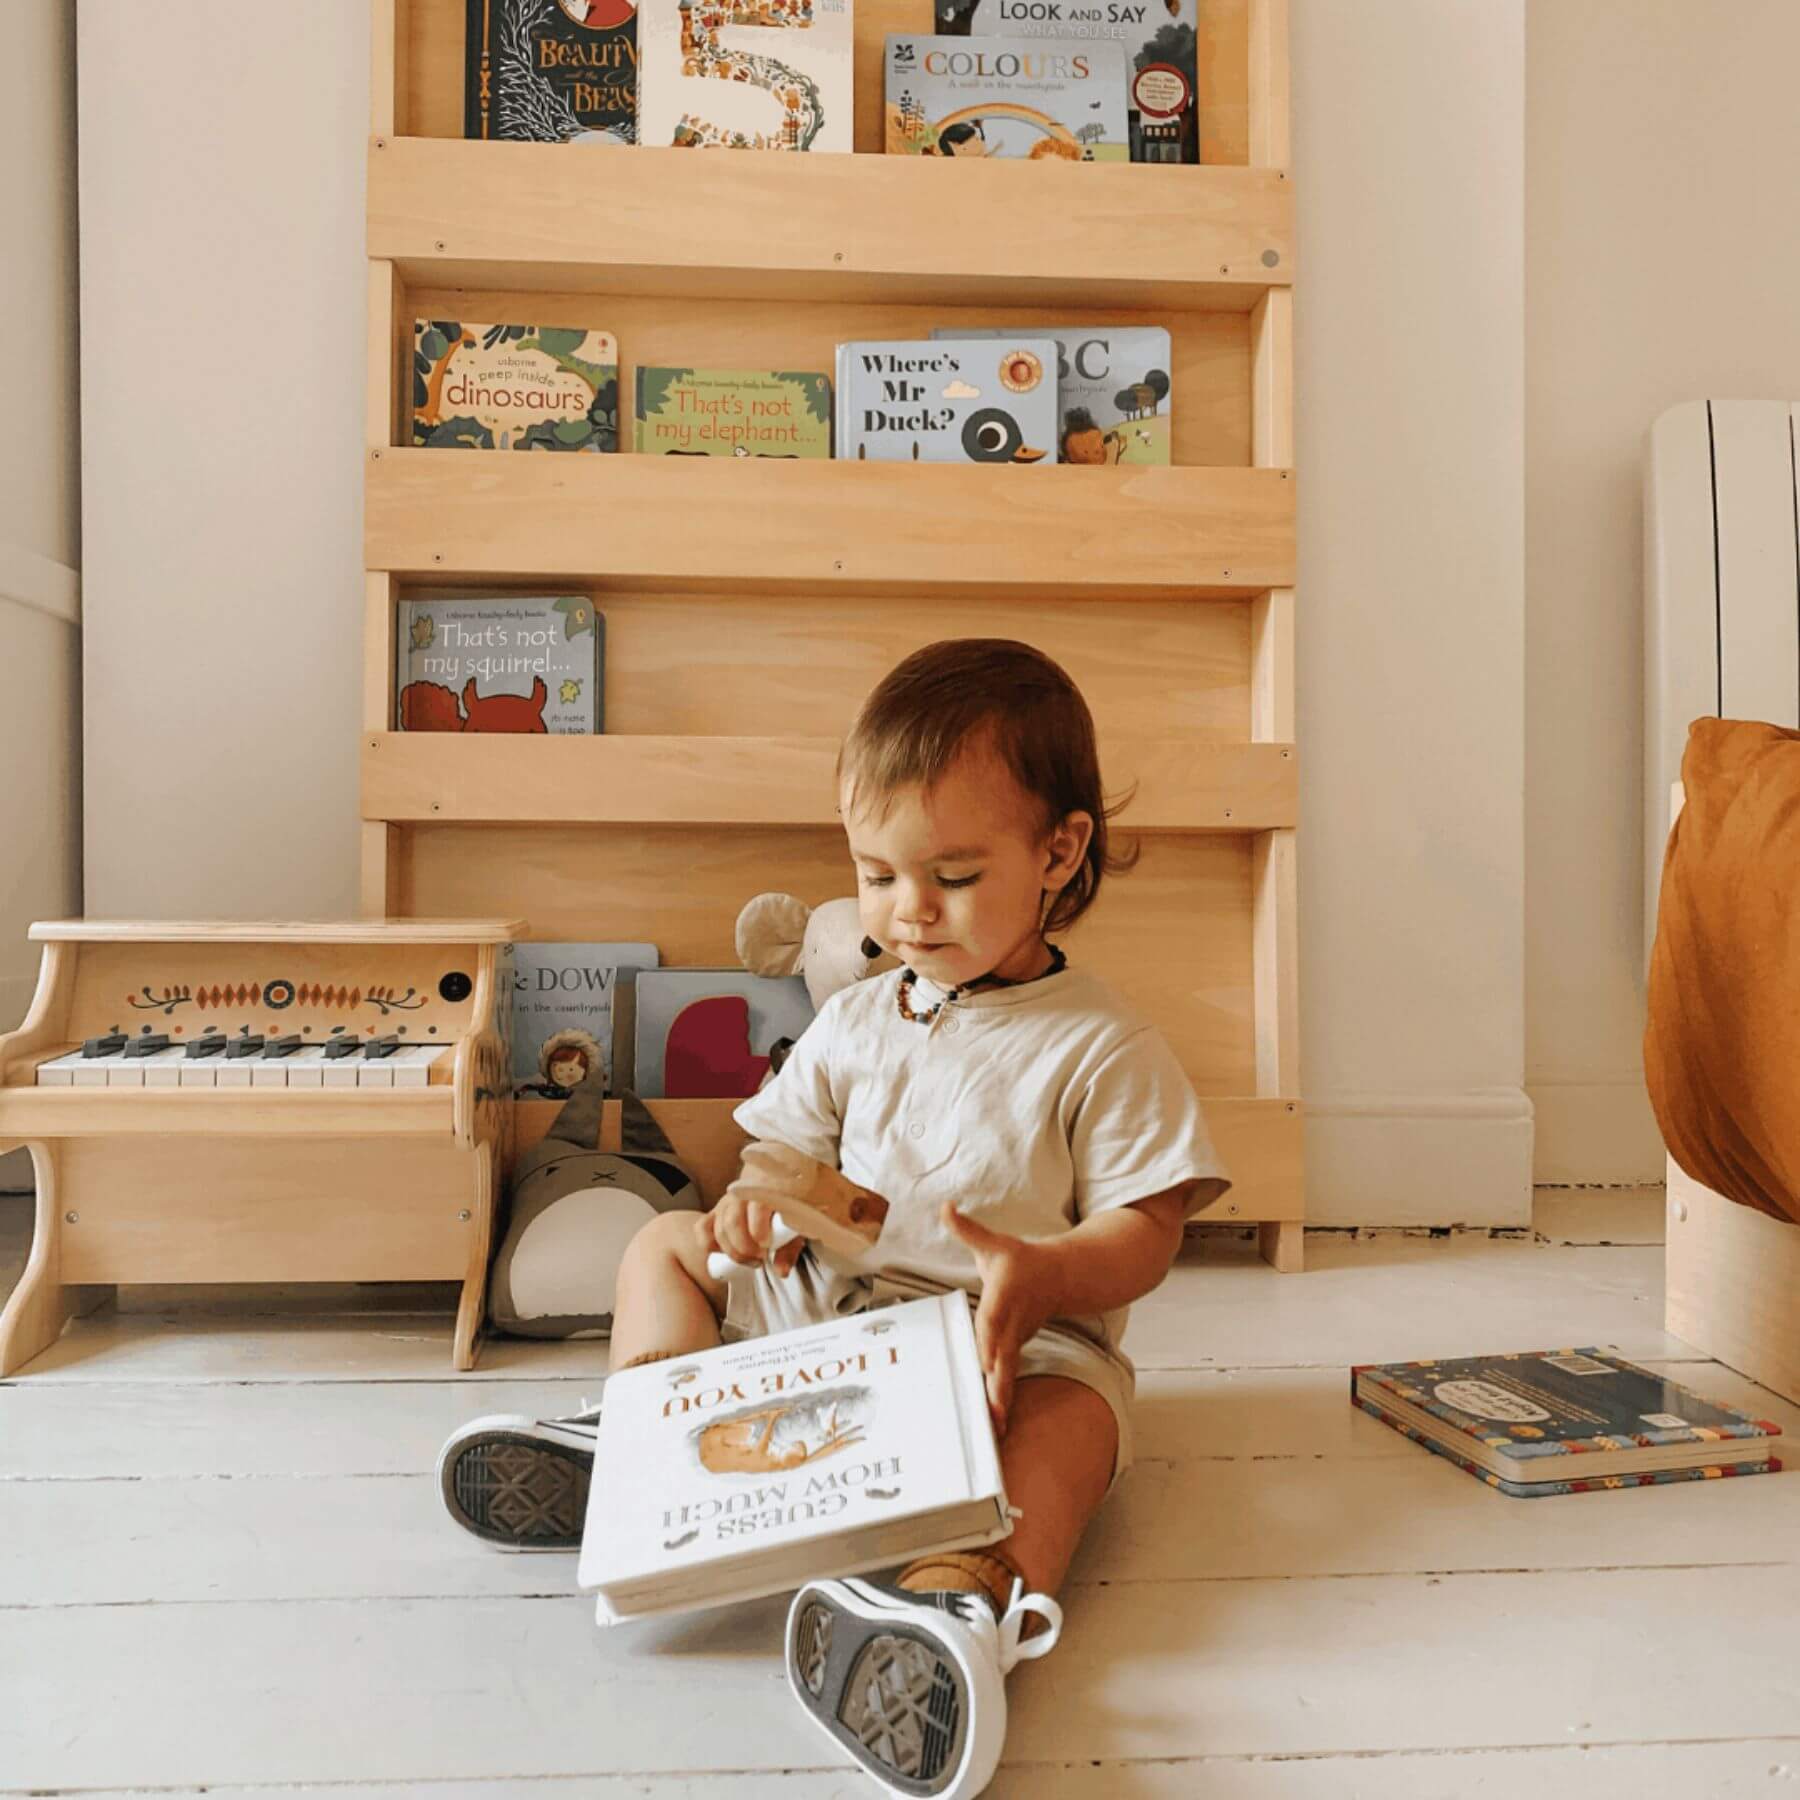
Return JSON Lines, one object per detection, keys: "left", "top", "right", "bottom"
{"left": 3, "top": 1188, "right": 1797, "bottom": 1797}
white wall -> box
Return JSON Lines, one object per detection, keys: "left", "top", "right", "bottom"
{"left": 72, "top": 0, "right": 1530, "bottom": 1225}
{"left": 0, "top": 1, "right": 82, "bottom": 1187}
{"left": 77, "top": 1, "right": 367, "bottom": 919}
{"left": 1295, "top": 0, "right": 1531, "bottom": 1224}
{"left": 1524, "top": 0, "right": 1800, "bottom": 1183}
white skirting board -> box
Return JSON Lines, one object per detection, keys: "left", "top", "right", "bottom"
{"left": 1528, "top": 1076, "right": 1666, "bottom": 1185}
{"left": 1303, "top": 1091, "right": 1534, "bottom": 1228}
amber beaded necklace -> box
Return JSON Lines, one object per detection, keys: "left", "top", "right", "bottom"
{"left": 895, "top": 943, "right": 1068, "bottom": 1025}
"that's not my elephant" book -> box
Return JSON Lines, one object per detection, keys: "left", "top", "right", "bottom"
{"left": 578, "top": 1292, "right": 1010, "bottom": 1623}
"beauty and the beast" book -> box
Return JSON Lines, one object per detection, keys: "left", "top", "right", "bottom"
{"left": 579, "top": 1293, "right": 1009, "bottom": 1622}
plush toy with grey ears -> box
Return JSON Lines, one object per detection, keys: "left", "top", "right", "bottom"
{"left": 736, "top": 893, "right": 898, "bottom": 1084}
{"left": 487, "top": 1063, "right": 701, "bottom": 1339}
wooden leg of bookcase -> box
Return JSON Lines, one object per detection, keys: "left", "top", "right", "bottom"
{"left": 451, "top": 1148, "right": 497, "bottom": 1372}
{"left": 1258, "top": 1219, "right": 1304, "bottom": 1274}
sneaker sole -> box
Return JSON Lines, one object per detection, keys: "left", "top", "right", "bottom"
{"left": 786, "top": 1579, "right": 994, "bottom": 1799}
{"left": 439, "top": 1430, "right": 590, "bottom": 1551}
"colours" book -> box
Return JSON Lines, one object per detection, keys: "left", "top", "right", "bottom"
{"left": 885, "top": 33, "right": 1129, "bottom": 161}
{"left": 634, "top": 367, "right": 833, "bottom": 457}
{"left": 579, "top": 1292, "right": 1010, "bottom": 1622}
{"left": 413, "top": 321, "right": 619, "bottom": 452}
{"left": 638, "top": 0, "right": 854, "bottom": 153}
{"left": 464, "top": 0, "right": 639, "bottom": 146}
{"left": 396, "top": 596, "right": 604, "bottom": 734}
{"left": 1352, "top": 1348, "right": 1783, "bottom": 1497}
{"left": 835, "top": 337, "right": 1060, "bottom": 465}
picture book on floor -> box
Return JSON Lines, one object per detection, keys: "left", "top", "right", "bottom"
{"left": 633, "top": 367, "right": 834, "bottom": 457}
{"left": 835, "top": 337, "right": 1061, "bottom": 464}
{"left": 932, "top": 324, "right": 1172, "bottom": 464}
{"left": 579, "top": 1292, "right": 1011, "bottom": 1623}
{"left": 412, "top": 321, "right": 619, "bottom": 452}
{"left": 633, "top": 967, "right": 815, "bottom": 1099}
{"left": 637, "top": 0, "right": 854, "bottom": 153}
{"left": 395, "top": 596, "right": 604, "bottom": 734}
{"left": 935, "top": 0, "right": 1200, "bottom": 163}
{"left": 1352, "top": 1348, "right": 1784, "bottom": 1497}
{"left": 510, "top": 942, "right": 661, "bottom": 1096}
{"left": 884, "top": 33, "right": 1129, "bottom": 161}
{"left": 464, "top": 0, "right": 639, "bottom": 146}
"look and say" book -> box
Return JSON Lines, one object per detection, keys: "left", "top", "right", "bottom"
{"left": 579, "top": 1292, "right": 1010, "bottom": 1623}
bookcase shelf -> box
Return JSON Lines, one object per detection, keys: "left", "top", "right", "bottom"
{"left": 369, "top": 137, "right": 1293, "bottom": 311}
{"left": 365, "top": 450, "right": 1294, "bottom": 598}
{"left": 361, "top": 733, "right": 1297, "bottom": 830}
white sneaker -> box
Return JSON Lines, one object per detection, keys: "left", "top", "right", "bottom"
{"left": 435, "top": 1401, "right": 601, "bottom": 1551}
{"left": 784, "top": 1573, "right": 1062, "bottom": 1798}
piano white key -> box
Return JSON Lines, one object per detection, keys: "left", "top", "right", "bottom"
{"left": 178, "top": 1056, "right": 220, "bottom": 1088}
{"left": 283, "top": 1045, "right": 331, "bottom": 1089}
{"left": 321, "top": 1046, "right": 364, "bottom": 1089}
{"left": 72, "top": 1054, "right": 121, "bottom": 1087}
{"left": 388, "top": 1045, "right": 447, "bottom": 1089}
{"left": 250, "top": 1054, "right": 294, "bottom": 1089}
{"left": 354, "top": 1053, "right": 396, "bottom": 1089}
{"left": 214, "top": 1058, "right": 255, "bottom": 1088}
{"left": 34, "top": 1051, "right": 84, "bottom": 1086}
{"left": 140, "top": 1047, "right": 191, "bottom": 1087}
{"left": 107, "top": 1056, "right": 149, "bottom": 1087}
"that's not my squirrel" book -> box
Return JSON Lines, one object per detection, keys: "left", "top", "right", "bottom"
{"left": 834, "top": 337, "right": 1061, "bottom": 464}
{"left": 578, "top": 1292, "right": 1010, "bottom": 1623}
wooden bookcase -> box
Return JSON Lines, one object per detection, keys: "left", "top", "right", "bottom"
{"left": 363, "top": 0, "right": 1302, "bottom": 1269}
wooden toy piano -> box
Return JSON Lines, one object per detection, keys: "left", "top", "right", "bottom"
{"left": 0, "top": 918, "right": 520, "bottom": 1375}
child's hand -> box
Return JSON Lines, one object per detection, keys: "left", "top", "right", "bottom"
{"left": 943, "top": 1203, "right": 1064, "bottom": 1439}
{"left": 709, "top": 1184, "right": 806, "bottom": 1277}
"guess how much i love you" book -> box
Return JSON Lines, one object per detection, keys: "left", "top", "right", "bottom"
{"left": 579, "top": 1292, "right": 1009, "bottom": 1623}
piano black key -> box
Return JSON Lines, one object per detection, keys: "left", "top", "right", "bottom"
{"left": 362, "top": 1034, "right": 401, "bottom": 1059}
{"left": 323, "top": 1036, "right": 364, "bottom": 1060}
{"left": 82, "top": 1032, "right": 128, "bottom": 1058}
{"left": 185, "top": 1033, "right": 229, "bottom": 1060}
{"left": 226, "top": 1035, "right": 265, "bottom": 1059}
{"left": 125, "top": 1034, "right": 173, "bottom": 1058}
{"left": 261, "top": 1035, "right": 303, "bottom": 1059}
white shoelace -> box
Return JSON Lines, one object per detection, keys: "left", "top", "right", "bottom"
{"left": 995, "top": 1577, "right": 1063, "bottom": 1671}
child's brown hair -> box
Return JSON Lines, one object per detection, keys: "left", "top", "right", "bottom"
{"left": 836, "top": 638, "right": 1140, "bottom": 936}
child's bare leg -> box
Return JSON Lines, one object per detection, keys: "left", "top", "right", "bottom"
{"left": 992, "top": 1375, "right": 1117, "bottom": 1595}
{"left": 607, "top": 1210, "right": 733, "bottom": 1369}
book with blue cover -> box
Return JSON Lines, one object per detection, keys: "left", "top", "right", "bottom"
{"left": 1352, "top": 1348, "right": 1783, "bottom": 1497}
{"left": 834, "top": 337, "right": 1060, "bottom": 465}
{"left": 510, "top": 941, "right": 661, "bottom": 1097}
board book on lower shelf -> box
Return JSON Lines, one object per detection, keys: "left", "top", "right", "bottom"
{"left": 578, "top": 1292, "right": 1010, "bottom": 1624}
{"left": 1352, "top": 1348, "right": 1784, "bottom": 1497}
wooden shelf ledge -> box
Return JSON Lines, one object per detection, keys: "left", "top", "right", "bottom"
{"left": 365, "top": 449, "right": 1294, "bottom": 597}
{"left": 362, "top": 733, "right": 1296, "bottom": 830}
{"left": 369, "top": 137, "right": 1293, "bottom": 311}
{"left": 512, "top": 1094, "right": 1303, "bottom": 1220}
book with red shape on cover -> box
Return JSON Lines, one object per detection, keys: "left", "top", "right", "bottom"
{"left": 578, "top": 1292, "right": 1009, "bottom": 1623}
{"left": 1352, "top": 1347, "right": 1782, "bottom": 1497}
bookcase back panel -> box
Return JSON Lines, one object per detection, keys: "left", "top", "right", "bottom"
{"left": 396, "top": 822, "right": 1256, "bottom": 1090}
{"left": 388, "top": 585, "right": 1253, "bottom": 739}
{"left": 398, "top": 0, "right": 1252, "bottom": 165}
{"left": 403, "top": 284, "right": 1250, "bottom": 468}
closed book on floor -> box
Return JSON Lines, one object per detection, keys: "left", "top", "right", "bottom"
{"left": 579, "top": 1292, "right": 1011, "bottom": 1624}
{"left": 1352, "top": 1348, "right": 1783, "bottom": 1496}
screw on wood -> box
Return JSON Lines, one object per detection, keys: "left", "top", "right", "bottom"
{"left": 433, "top": 553, "right": 444, "bottom": 562}
{"left": 1223, "top": 808, "right": 1233, "bottom": 819}
{"left": 64, "top": 1211, "right": 77, "bottom": 1224}
{"left": 833, "top": 251, "right": 844, "bottom": 263}
{"left": 1281, "top": 748, "right": 1291, "bottom": 758}
{"left": 431, "top": 802, "right": 442, "bottom": 813}
{"left": 458, "top": 1209, "right": 472, "bottom": 1222}
{"left": 435, "top": 240, "right": 446, "bottom": 251}
{"left": 375, "top": 138, "right": 387, "bottom": 150}
{"left": 371, "top": 449, "right": 383, "bottom": 460}
{"left": 1219, "top": 263, "right": 1230, "bottom": 274}
{"left": 833, "top": 559, "right": 844, "bottom": 572}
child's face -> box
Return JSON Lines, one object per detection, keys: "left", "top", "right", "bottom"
{"left": 843, "top": 746, "right": 1091, "bottom": 986}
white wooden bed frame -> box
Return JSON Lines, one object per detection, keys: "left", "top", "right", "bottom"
{"left": 1645, "top": 399, "right": 1800, "bottom": 1403}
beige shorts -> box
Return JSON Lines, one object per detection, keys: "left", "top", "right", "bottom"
{"left": 721, "top": 1250, "right": 1136, "bottom": 1496}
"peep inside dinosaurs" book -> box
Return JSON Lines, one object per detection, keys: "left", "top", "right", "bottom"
{"left": 579, "top": 1292, "right": 1009, "bottom": 1622}
{"left": 884, "top": 33, "right": 1129, "bottom": 161}
{"left": 834, "top": 338, "right": 1061, "bottom": 464}
{"left": 412, "top": 320, "right": 619, "bottom": 452}
{"left": 931, "top": 324, "right": 1172, "bottom": 465}
{"left": 634, "top": 367, "right": 834, "bottom": 456}
{"left": 637, "top": 0, "right": 854, "bottom": 153}
{"left": 396, "top": 596, "right": 604, "bottom": 735}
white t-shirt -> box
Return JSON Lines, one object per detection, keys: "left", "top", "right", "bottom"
{"left": 731, "top": 961, "right": 1230, "bottom": 1359}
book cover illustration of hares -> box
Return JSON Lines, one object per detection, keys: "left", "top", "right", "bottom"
{"left": 638, "top": 0, "right": 853, "bottom": 152}
{"left": 836, "top": 338, "right": 1061, "bottom": 464}
{"left": 396, "top": 596, "right": 604, "bottom": 735}
{"left": 933, "top": 325, "right": 1171, "bottom": 464}
{"left": 885, "top": 34, "right": 1129, "bottom": 161}
{"left": 413, "top": 321, "right": 619, "bottom": 452}
{"left": 936, "top": 0, "right": 1199, "bottom": 163}
{"left": 634, "top": 367, "right": 833, "bottom": 456}
{"left": 510, "top": 942, "right": 661, "bottom": 1095}
{"left": 465, "top": 0, "right": 639, "bottom": 145}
